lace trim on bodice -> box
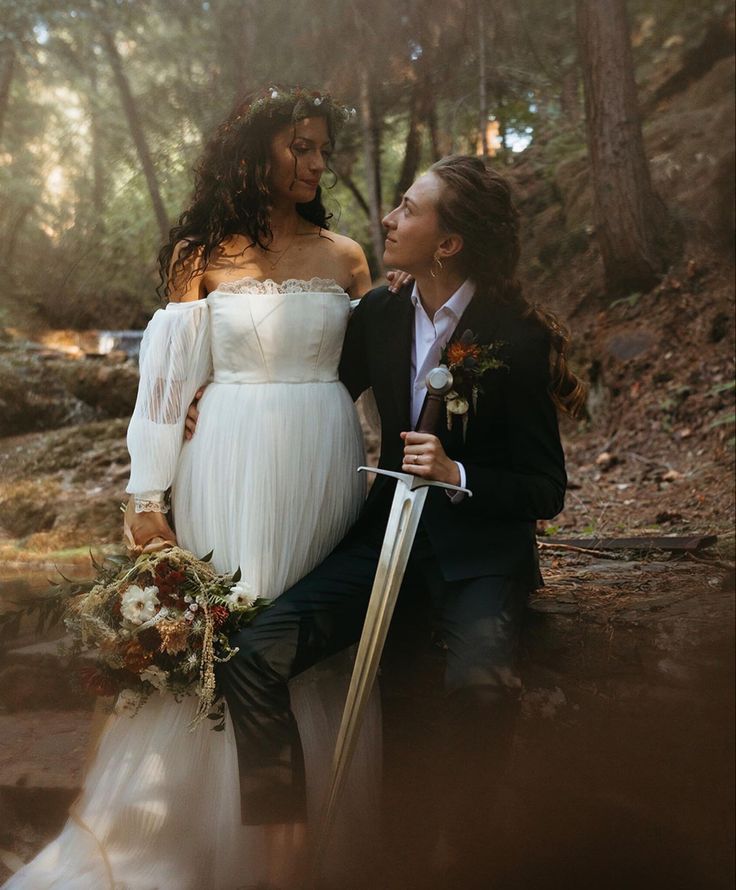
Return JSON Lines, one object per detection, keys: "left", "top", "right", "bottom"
{"left": 215, "top": 276, "right": 346, "bottom": 295}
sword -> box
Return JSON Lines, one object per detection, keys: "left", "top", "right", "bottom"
{"left": 309, "top": 365, "right": 471, "bottom": 884}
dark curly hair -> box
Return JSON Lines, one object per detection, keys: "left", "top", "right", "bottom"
{"left": 157, "top": 86, "right": 351, "bottom": 298}
{"left": 430, "top": 155, "right": 587, "bottom": 418}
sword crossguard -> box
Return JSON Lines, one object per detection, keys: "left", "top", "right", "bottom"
{"left": 357, "top": 466, "right": 473, "bottom": 497}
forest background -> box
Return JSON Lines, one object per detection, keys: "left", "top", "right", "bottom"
{"left": 0, "top": 2, "right": 734, "bottom": 885}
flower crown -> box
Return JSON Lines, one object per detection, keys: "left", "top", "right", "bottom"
{"left": 238, "top": 85, "right": 356, "bottom": 128}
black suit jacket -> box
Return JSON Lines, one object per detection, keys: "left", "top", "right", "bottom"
{"left": 338, "top": 284, "right": 567, "bottom": 587}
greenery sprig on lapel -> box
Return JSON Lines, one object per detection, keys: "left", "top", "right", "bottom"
{"left": 439, "top": 329, "right": 506, "bottom": 438}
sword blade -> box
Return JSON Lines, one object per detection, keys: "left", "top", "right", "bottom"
{"left": 309, "top": 480, "right": 428, "bottom": 882}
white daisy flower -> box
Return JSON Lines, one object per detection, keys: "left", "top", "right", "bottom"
{"left": 121, "top": 585, "right": 160, "bottom": 625}
{"left": 225, "top": 580, "right": 256, "bottom": 611}
{"left": 446, "top": 395, "right": 469, "bottom": 416}
{"left": 141, "top": 665, "right": 169, "bottom": 693}
{"left": 115, "top": 688, "right": 142, "bottom": 716}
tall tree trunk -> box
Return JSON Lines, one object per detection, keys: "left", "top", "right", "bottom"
{"left": 4, "top": 203, "right": 31, "bottom": 270}
{"left": 216, "top": 0, "right": 257, "bottom": 102}
{"left": 478, "top": 1, "right": 488, "bottom": 155}
{"left": 576, "top": 0, "right": 680, "bottom": 295}
{"left": 394, "top": 83, "right": 424, "bottom": 208}
{"left": 560, "top": 64, "right": 582, "bottom": 126}
{"left": 395, "top": 72, "right": 438, "bottom": 204}
{"left": 359, "top": 71, "right": 385, "bottom": 274}
{"left": 0, "top": 41, "right": 15, "bottom": 145}
{"left": 339, "top": 173, "right": 370, "bottom": 218}
{"left": 100, "top": 27, "right": 169, "bottom": 242}
{"left": 88, "top": 65, "right": 105, "bottom": 227}
{"left": 427, "top": 105, "right": 441, "bottom": 161}
{"left": 496, "top": 88, "right": 508, "bottom": 151}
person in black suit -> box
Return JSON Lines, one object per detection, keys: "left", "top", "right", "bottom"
{"left": 217, "top": 155, "right": 586, "bottom": 886}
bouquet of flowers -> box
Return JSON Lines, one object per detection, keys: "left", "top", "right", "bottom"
{"left": 56, "top": 547, "right": 269, "bottom": 727}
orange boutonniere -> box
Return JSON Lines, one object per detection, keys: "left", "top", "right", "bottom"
{"left": 439, "top": 329, "right": 505, "bottom": 438}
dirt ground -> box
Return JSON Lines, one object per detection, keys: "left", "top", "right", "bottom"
{"left": 1, "top": 545, "right": 732, "bottom": 888}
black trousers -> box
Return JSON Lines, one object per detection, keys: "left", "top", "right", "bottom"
{"left": 218, "top": 519, "right": 529, "bottom": 832}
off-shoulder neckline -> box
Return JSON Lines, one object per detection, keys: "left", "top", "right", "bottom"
{"left": 164, "top": 277, "right": 350, "bottom": 311}
{"left": 212, "top": 276, "right": 347, "bottom": 296}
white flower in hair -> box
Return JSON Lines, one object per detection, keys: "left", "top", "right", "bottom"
{"left": 226, "top": 580, "right": 256, "bottom": 610}
{"left": 313, "top": 96, "right": 322, "bottom": 106}
{"left": 270, "top": 88, "right": 279, "bottom": 98}
{"left": 121, "top": 585, "right": 160, "bottom": 625}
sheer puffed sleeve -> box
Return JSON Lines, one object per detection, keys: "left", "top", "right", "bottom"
{"left": 126, "top": 300, "right": 211, "bottom": 510}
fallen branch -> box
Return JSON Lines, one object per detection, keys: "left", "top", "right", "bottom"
{"left": 543, "top": 535, "right": 718, "bottom": 553}
{"left": 538, "top": 541, "right": 622, "bottom": 559}
{"left": 684, "top": 551, "right": 735, "bottom": 571}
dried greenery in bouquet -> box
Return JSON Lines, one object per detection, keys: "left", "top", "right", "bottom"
{"left": 0, "top": 547, "right": 269, "bottom": 729}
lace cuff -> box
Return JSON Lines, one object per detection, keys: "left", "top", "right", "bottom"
{"left": 134, "top": 492, "right": 170, "bottom": 514}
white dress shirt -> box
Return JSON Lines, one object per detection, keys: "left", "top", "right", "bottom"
{"left": 410, "top": 279, "right": 475, "bottom": 497}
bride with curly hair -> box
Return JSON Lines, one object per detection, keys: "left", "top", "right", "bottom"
{"left": 4, "top": 85, "right": 380, "bottom": 890}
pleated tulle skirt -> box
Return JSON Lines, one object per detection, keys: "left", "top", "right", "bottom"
{"left": 4, "top": 380, "right": 381, "bottom": 890}
{"left": 172, "top": 379, "right": 365, "bottom": 593}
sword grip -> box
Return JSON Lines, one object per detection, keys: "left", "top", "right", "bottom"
{"left": 416, "top": 393, "right": 444, "bottom": 434}
{"left": 416, "top": 365, "right": 454, "bottom": 435}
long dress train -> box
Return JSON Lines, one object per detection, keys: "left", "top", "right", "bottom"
{"left": 3, "top": 277, "right": 381, "bottom": 890}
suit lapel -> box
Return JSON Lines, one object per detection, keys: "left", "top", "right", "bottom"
{"left": 449, "top": 287, "right": 496, "bottom": 347}
{"left": 440, "top": 289, "right": 500, "bottom": 451}
{"left": 384, "top": 287, "right": 414, "bottom": 432}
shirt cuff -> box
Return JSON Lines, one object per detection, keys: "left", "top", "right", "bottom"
{"left": 446, "top": 462, "right": 467, "bottom": 504}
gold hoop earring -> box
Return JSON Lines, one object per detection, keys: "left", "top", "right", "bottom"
{"left": 430, "top": 253, "right": 443, "bottom": 279}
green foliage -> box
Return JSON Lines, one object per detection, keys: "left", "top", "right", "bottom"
{"left": 708, "top": 412, "right": 736, "bottom": 430}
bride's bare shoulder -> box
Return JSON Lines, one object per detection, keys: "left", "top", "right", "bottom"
{"left": 316, "top": 229, "right": 363, "bottom": 257}
{"left": 168, "top": 239, "right": 206, "bottom": 303}
{"left": 317, "top": 231, "right": 370, "bottom": 297}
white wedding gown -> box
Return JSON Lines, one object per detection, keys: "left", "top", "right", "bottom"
{"left": 4, "top": 278, "right": 381, "bottom": 890}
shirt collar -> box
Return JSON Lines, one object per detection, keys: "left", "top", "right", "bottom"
{"left": 410, "top": 278, "right": 476, "bottom": 321}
